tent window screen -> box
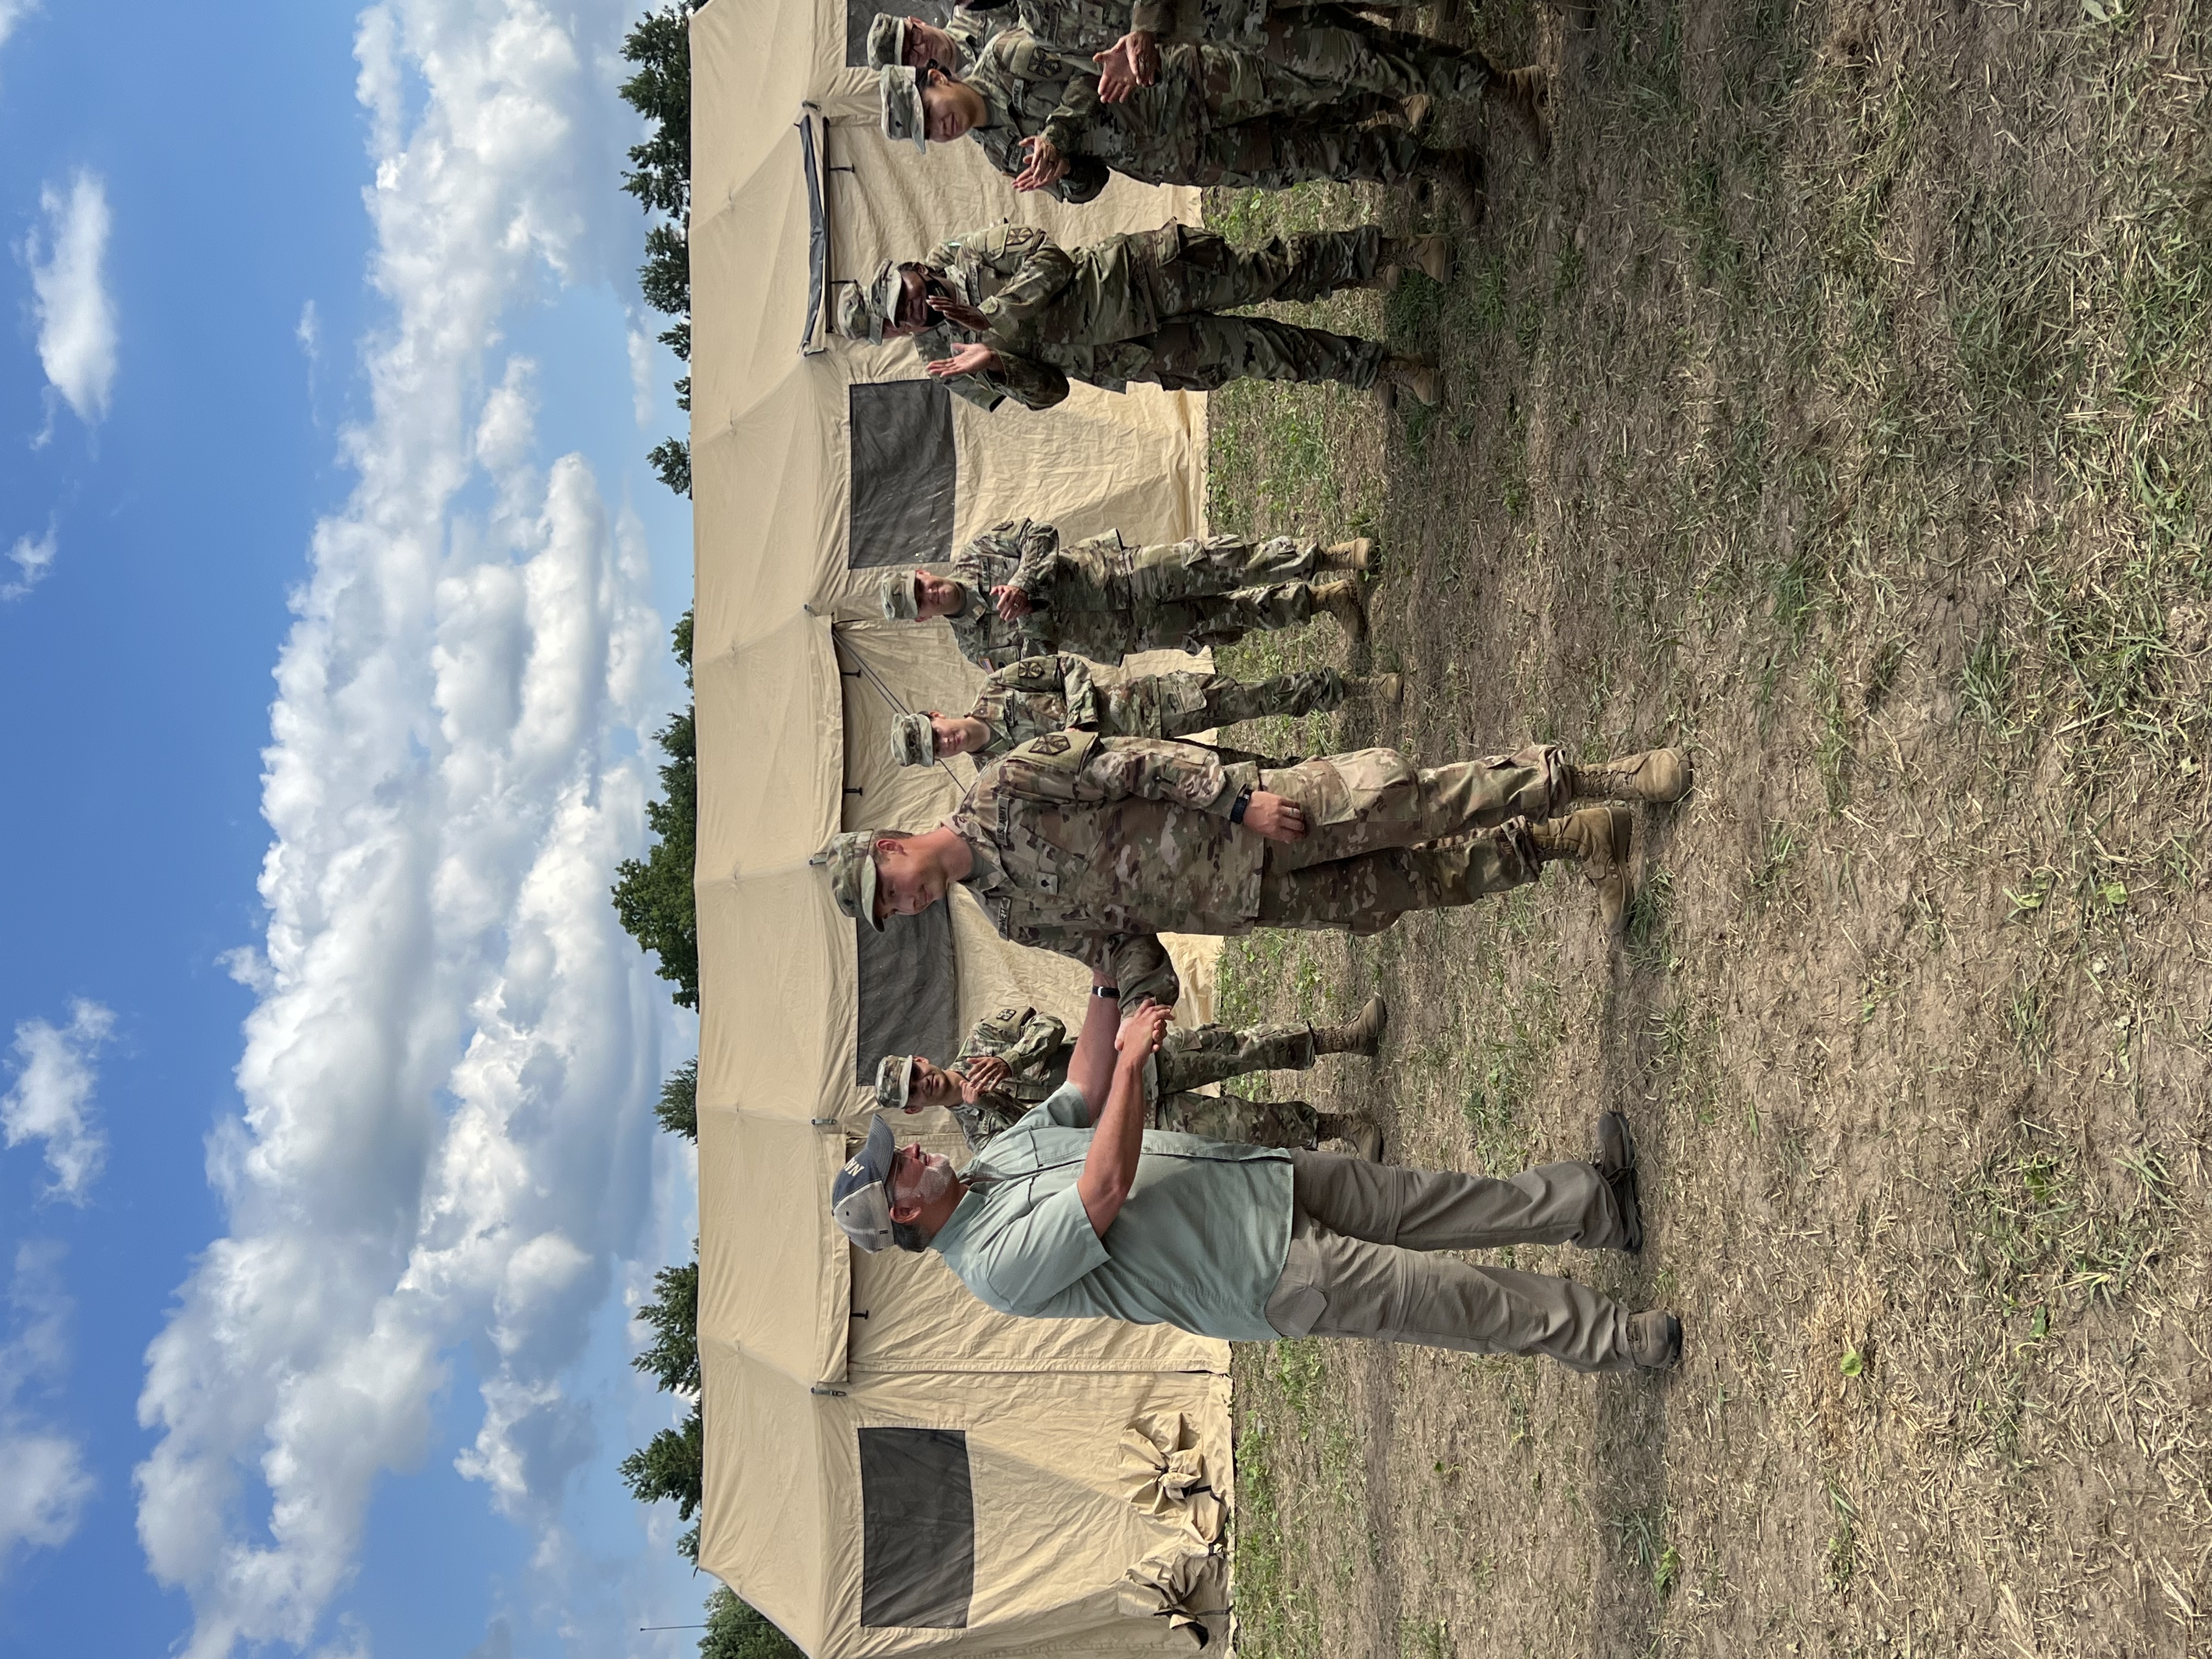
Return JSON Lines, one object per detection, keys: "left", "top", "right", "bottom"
{"left": 855, "top": 907, "right": 958, "bottom": 1084}
{"left": 859, "top": 1428, "right": 974, "bottom": 1628}
{"left": 849, "top": 381, "right": 956, "bottom": 568}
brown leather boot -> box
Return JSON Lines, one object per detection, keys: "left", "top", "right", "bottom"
{"left": 1359, "top": 672, "right": 1404, "bottom": 708}
{"left": 1530, "top": 805, "right": 1634, "bottom": 930}
{"left": 1314, "top": 578, "right": 1369, "bottom": 642}
{"left": 1315, "top": 1113, "right": 1386, "bottom": 1161}
{"left": 1419, "top": 145, "right": 1487, "bottom": 224}
{"left": 1488, "top": 61, "right": 1551, "bottom": 154}
{"left": 1311, "top": 994, "right": 1388, "bottom": 1056}
{"left": 1566, "top": 748, "right": 1693, "bottom": 805}
{"left": 1318, "top": 537, "right": 1375, "bottom": 573}
{"left": 1376, "top": 354, "right": 1440, "bottom": 409}
{"left": 1378, "top": 233, "right": 1452, "bottom": 285}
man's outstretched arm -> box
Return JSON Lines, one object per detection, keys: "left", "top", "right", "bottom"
{"left": 1077, "top": 999, "right": 1170, "bottom": 1237}
{"left": 1063, "top": 969, "right": 1122, "bottom": 1123}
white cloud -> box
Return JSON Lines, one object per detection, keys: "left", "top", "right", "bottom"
{"left": 131, "top": 3, "right": 679, "bottom": 1657}
{"left": 2, "top": 525, "right": 57, "bottom": 602}
{"left": 0, "top": 1242, "right": 95, "bottom": 1567}
{"left": 625, "top": 324, "right": 654, "bottom": 429}
{"left": 1, "top": 1000, "right": 114, "bottom": 1202}
{"left": 25, "top": 171, "right": 118, "bottom": 428}
{"left": 297, "top": 300, "right": 321, "bottom": 362}
{"left": 0, "top": 1, "right": 37, "bottom": 62}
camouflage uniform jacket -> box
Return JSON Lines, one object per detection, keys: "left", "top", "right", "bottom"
{"left": 911, "top": 221, "right": 1212, "bottom": 412}
{"left": 942, "top": 519, "right": 1183, "bottom": 669}
{"left": 963, "top": 31, "right": 1297, "bottom": 202}
{"left": 945, "top": 1004, "right": 1073, "bottom": 1147}
{"left": 970, "top": 653, "right": 1212, "bottom": 759}
{"left": 949, "top": 731, "right": 1266, "bottom": 1006}
{"left": 996, "top": 0, "right": 1268, "bottom": 57}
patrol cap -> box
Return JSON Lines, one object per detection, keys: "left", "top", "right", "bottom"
{"left": 879, "top": 567, "right": 924, "bottom": 622}
{"left": 865, "top": 12, "right": 908, "bottom": 67}
{"left": 813, "top": 830, "right": 885, "bottom": 931}
{"left": 874, "top": 1053, "right": 915, "bottom": 1110}
{"left": 879, "top": 65, "right": 927, "bottom": 153}
{"left": 891, "top": 712, "right": 934, "bottom": 768}
{"left": 838, "top": 258, "right": 903, "bottom": 345}
{"left": 831, "top": 1115, "right": 900, "bottom": 1253}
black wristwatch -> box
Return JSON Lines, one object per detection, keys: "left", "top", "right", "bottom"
{"left": 1091, "top": 985, "right": 1121, "bottom": 1000}
{"left": 1229, "top": 786, "right": 1254, "bottom": 825}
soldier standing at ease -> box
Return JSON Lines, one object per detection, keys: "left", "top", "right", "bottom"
{"left": 882, "top": 26, "right": 1523, "bottom": 216}
{"left": 815, "top": 733, "right": 1696, "bottom": 1008}
{"left": 881, "top": 520, "right": 1376, "bottom": 671}
{"left": 873, "top": 992, "right": 1389, "bottom": 1158}
{"left": 837, "top": 219, "right": 1445, "bottom": 409}
{"left": 890, "top": 652, "right": 1400, "bottom": 768}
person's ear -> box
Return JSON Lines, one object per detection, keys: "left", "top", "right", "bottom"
{"left": 888, "top": 1194, "right": 922, "bottom": 1223}
{"left": 872, "top": 837, "right": 904, "bottom": 860}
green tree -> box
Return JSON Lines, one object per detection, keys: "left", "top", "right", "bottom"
{"left": 619, "top": 3, "right": 699, "bottom": 496}
{"left": 620, "top": 1407, "right": 704, "bottom": 1560}
{"left": 633, "top": 1259, "right": 701, "bottom": 1397}
{"left": 611, "top": 612, "right": 697, "bottom": 1005}
{"left": 658, "top": 1056, "right": 698, "bottom": 1139}
{"left": 698, "top": 1586, "right": 804, "bottom": 1659}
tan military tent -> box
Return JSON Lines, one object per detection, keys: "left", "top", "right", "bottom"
{"left": 687, "top": 1, "right": 1238, "bottom": 1652}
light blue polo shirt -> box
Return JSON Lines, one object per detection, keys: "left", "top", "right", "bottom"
{"left": 930, "top": 1085, "right": 1294, "bottom": 1340}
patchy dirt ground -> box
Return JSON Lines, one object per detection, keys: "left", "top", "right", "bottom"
{"left": 1201, "top": 0, "right": 2212, "bottom": 1652}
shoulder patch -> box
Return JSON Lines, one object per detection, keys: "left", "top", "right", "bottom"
{"left": 996, "top": 1007, "right": 1018, "bottom": 1020}
{"left": 1029, "top": 732, "right": 1070, "bottom": 757}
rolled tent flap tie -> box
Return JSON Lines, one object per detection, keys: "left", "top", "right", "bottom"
{"left": 1117, "top": 1413, "right": 1231, "bottom": 1649}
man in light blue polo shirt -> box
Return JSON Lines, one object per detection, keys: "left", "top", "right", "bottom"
{"left": 830, "top": 978, "right": 1683, "bottom": 1374}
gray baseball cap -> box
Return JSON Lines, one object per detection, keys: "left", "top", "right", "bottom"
{"left": 831, "top": 1115, "right": 900, "bottom": 1253}
{"left": 865, "top": 12, "right": 908, "bottom": 67}
{"left": 874, "top": 1053, "right": 915, "bottom": 1110}
{"left": 879, "top": 65, "right": 927, "bottom": 152}
{"left": 812, "top": 830, "right": 883, "bottom": 931}
{"left": 879, "top": 567, "right": 924, "bottom": 622}
{"left": 891, "top": 712, "right": 934, "bottom": 768}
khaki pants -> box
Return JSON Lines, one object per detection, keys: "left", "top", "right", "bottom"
{"left": 1263, "top": 1150, "right": 1639, "bottom": 1372}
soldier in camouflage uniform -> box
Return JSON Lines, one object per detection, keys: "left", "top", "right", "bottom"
{"left": 925, "top": 0, "right": 1544, "bottom": 147}
{"left": 881, "top": 36, "right": 1488, "bottom": 215}
{"left": 872, "top": 996, "right": 1387, "bottom": 1157}
{"left": 882, "top": 518, "right": 1378, "bottom": 670}
{"left": 837, "top": 218, "right": 1442, "bottom": 412}
{"left": 817, "top": 737, "right": 1697, "bottom": 1007}
{"left": 891, "top": 653, "right": 1402, "bottom": 768}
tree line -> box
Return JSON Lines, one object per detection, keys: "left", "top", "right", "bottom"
{"left": 615, "top": 6, "right": 799, "bottom": 1655}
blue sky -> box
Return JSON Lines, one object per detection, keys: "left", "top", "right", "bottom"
{"left": 0, "top": 3, "right": 706, "bottom": 1656}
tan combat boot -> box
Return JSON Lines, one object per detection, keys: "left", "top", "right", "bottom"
{"left": 1566, "top": 748, "right": 1694, "bottom": 805}
{"left": 1376, "top": 355, "right": 1441, "bottom": 410}
{"left": 1359, "top": 672, "right": 1404, "bottom": 708}
{"left": 1372, "top": 234, "right": 1452, "bottom": 290}
{"left": 1318, "top": 537, "right": 1375, "bottom": 573}
{"left": 1399, "top": 92, "right": 1435, "bottom": 137}
{"left": 1487, "top": 61, "right": 1551, "bottom": 154}
{"left": 1529, "top": 804, "right": 1634, "bottom": 930}
{"left": 1311, "top": 994, "right": 1388, "bottom": 1057}
{"left": 1419, "top": 145, "right": 1487, "bottom": 224}
{"left": 1314, "top": 578, "right": 1369, "bottom": 642}
{"left": 1315, "top": 1113, "right": 1387, "bottom": 1162}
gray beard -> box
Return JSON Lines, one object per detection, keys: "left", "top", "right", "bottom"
{"left": 911, "top": 1156, "right": 954, "bottom": 1208}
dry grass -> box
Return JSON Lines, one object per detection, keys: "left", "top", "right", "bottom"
{"left": 1205, "top": 0, "right": 2211, "bottom": 1651}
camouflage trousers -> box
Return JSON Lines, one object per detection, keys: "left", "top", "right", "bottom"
{"left": 1115, "top": 315, "right": 1390, "bottom": 395}
{"left": 1147, "top": 580, "right": 1338, "bottom": 651}
{"left": 1147, "top": 224, "right": 1388, "bottom": 314}
{"left": 1156, "top": 1019, "right": 1318, "bottom": 1087}
{"left": 1254, "top": 745, "right": 1572, "bottom": 930}
{"left": 1104, "top": 665, "right": 1345, "bottom": 737}
{"left": 1103, "top": 533, "right": 1322, "bottom": 608}
{"left": 1153, "top": 1091, "right": 1319, "bottom": 1149}
{"left": 1180, "top": 50, "right": 1442, "bottom": 188}
{"left": 1248, "top": 8, "right": 1493, "bottom": 109}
